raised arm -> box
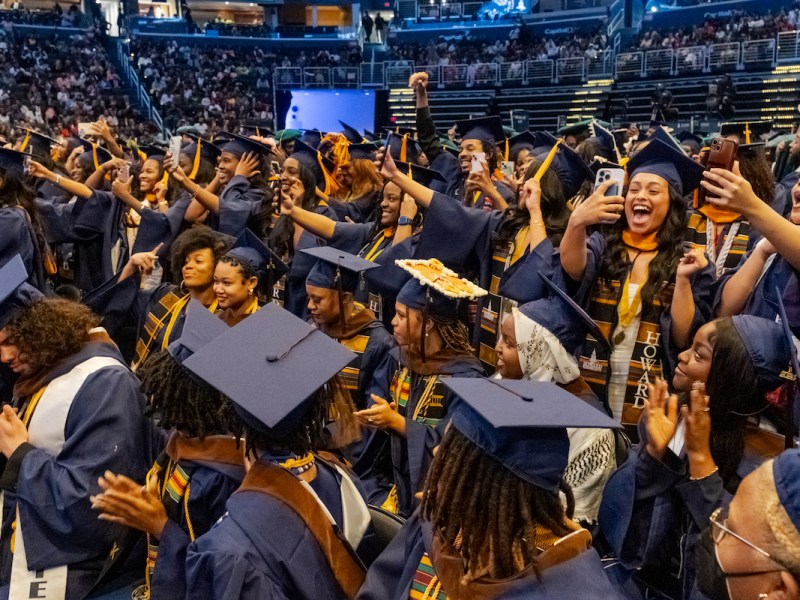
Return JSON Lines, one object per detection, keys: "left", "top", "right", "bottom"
{"left": 717, "top": 239, "right": 777, "bottom": 316}
{"left": 281, "top": 192, "right": 336, "bottom": 240}
{"left": 28, "top": 161, "right": 92, "bottom": 199}
{"left": 167, "top": 154, "right": 221, "bottom": 214}
{"left": 375, "top": 147, "right": 434, "bottom": 208}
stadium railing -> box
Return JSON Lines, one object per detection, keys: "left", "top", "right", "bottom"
{"left": 115, "top": 40, "right": 164, "bottom": 132}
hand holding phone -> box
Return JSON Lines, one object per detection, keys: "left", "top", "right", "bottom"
{"left": 594, "top": 168, "right": 625, "bottom": 197}
{"left": 169, "top": 136, "right": 183, "bottom": 162}
{"left": 471, "top": 152, "right": 486, "bottom": 174}
{"left": 697, "top": 137, "right": 738, "bottom": 208}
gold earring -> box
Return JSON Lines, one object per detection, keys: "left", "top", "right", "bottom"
{"left": 248, "top": 288, "right": 254, "bottom": 296}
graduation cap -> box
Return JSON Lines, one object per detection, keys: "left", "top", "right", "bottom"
{"left": 439, "top": 137, "right": 460, "bottom": 157}
{"left": 650, "top": 126, "right": 684, "bottom": 154}
{"left": 384, "top": 126, "right": 416, "bottom": 137}
{"left": 675, "top": 131, "right": 703, "bottom": 155}
{"left": 303, "top": 246, "right": 380, "bottom": 335}
{"left": 455, "top": 116, "right": 505, "bottom": 146}
{"left": 74, "top": 137, "right": 113, "bottom": 167}
{"left": 339, "top": 121, "right": 364, "bottom": 144}
{"left": 720, "top": 121, "right": 771, "bottom": 144}
{"left": 737, "top": 142, "right": 767, "bottom": 160}
{"left": 503, "top": 131, "right": 536, "bottom": 162}
{"left": 220, "top": 132, "right": 273, "bottom": 159}
{"left": 0, "top": 255, "right": 43, "bottom": 328}
{"left": 225, "top": 229, "right": 288, "bottom": 297}
{"left": 587, "top": 157, "right": 624, "bottom": 176}
{"left": 532, "top": 131, "right": 559, "bottom": 154}
{"left": 300, "top": 129, "right": 323, "bottom": 150}
{"left": 347, "top": 142, "right": 379, "bottom": 161}
{"left": 396, "top": 258, "right": 487, "bottom": 361}
{"left": 557, "top": 119, "right": 612, "bottom": 138}
{"left": 240, "top": 123, "right": 274, "bottom": 138}
{"left": 524, "top": 272, "right": 608, "bottom": 352}
{"left": 182, "top": 135, "right": 222, "bottom": 180}
{"left": 387, "top": 132, "right": 422, "bottom": 165}
{"left": 444, "top": 377, "right": 620, "bottom": 492}
{"left": 166, "top": 298, "right": 229, "bottom": 364}
{"left": 589, "top": 121, "right": 622, "bottom": 163}
{"left": 730, "top": 314, "right": 791, "bottom": 394}
{"left": 275, "top": 129, "right": 302, "bottom": 145}
{"left": 16, "top": 128, "right": 58, "bottom": 157}
{"left": 772, "top": 449, "right": 800, "bottom": 533}
{"left": 138, "top": 144, "right": 167, "bottom": 159}
{"left": 394, "top": 161, "right": 446, "bottom": 187}
{"left": 363, "top": 130, "right": 380, "bottom": 143}
{"left": 532, "top": 136, "right": 593, "bottom": 200}
{"left": 627, "top": 138, "right": 705, "bottom": 197}
{"left": 182, "top": 302, "right": 357, "bottom": 437}
{"left": 0, "top": 147, "right": 30, "bottom": 178}
{"left": 289, "top": 140, "right": 338, "bottom": 194}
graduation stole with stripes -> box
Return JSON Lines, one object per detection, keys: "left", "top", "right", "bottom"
{"left": 390, "top": 368, "right": 444, "bottom": 427}
{"left": 410, "top": 553, "right": 448, "bottom": 600}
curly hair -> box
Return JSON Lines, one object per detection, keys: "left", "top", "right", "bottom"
{"left": 138, "top": 349, "right": 239, "bottom": 439}
{"left": 599, "top": 182, "right": 688, "bottom": 312}
{"left": 737, "top": 148, "right": 775, "bottom": 209}
{"left": 169, "top": 224, "right": 231, "bottom": 278}
{"left": 421, "top": 427, "right": 575, "bottom": 581}
{"left": 3, "top": 299, "right": 99, "bottom": 375}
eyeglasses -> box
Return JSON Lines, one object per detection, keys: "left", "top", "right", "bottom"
{"left": 709, "top": 506, "right": 790, "bottom": 577}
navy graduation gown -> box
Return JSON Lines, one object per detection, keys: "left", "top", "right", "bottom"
{"left": 599, "top": 421, "right": 772, "bottom": 600}
{"left": 357, "top": 511, "right": 626, "bottom": 600}
{"left": 0, "top": 342, "right": 154, "bottom": 600}
{"left": 185, "top": 458, "right": 367, "bottom": 600}
{"left": 0, "top": 206, "right": 42, "bottom": 290}
{"left": 208, "top": 175, "right": 267, "bottom": 237}
{"left": 327, "top": 191, "right": 381, "bottom": 224}
{"left": 367, "top": 348, "right": 485, "bottom": 517}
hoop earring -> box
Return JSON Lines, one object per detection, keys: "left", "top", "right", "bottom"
{"left": 180, "top": 279, "right": 188, "bottom": 294}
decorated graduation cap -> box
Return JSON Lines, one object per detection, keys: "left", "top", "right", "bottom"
{"left": 0, "top": 255, "right": 43, "bottom": 328}
{"left": 730, "top": 314, "right": 791, "bottom": 394}
{"left": 396, "top": 258, "right": 487, "bottom": 361}
{"left": 16, "top": 128, "right": 58, "bottom": 157}
{"left": 394, "top": 161, "right": 446, "bottom": 187}
{"left": 339, "top": 121, "right": 364, "bottom": 144}
{"left": 503, "top": 131, "right": 536, "bottom": 163}
{"left": 532, "top": 136, "right": 593, "bottom": 200}
{"left": 220, "top": 132, "right": 273, "bottom": 159}
{"left": 387, "top": 132, "right": 422, "bottom": 164}
{"left": 455, "top": 116, "right": 505, "bottom": 146}
{"left": 515, "top": 271, "right": 609, "bottom": 354}
{"left": 182, "top": 135, "right": 222, "bottom": 181}
{"left": 166, "top": 298, "right": 229, "bottom": 364}
{"left": 720, "top": 121, "right": 771, "bottom": 144}
{"left": 773, "top": 449, "right": 800, "bottom": 534}
{"left": 303, "top": 246, "right": 380, "bottom": 335}
{"left": 347, "top": 142, "right": 379, "bottom": 161}
{"left": 0, "top": 147, "right": 30, "bottom": 178}
{"left": 182, "top": 302, "right": 357, "bottom": 437}
{"left": 627, "top": 138, "right": 705, "bottom": 197}
{"left": 289, "top": 139, "right": 338, "bottom": 194}
{"left": 444, "top": 377, "right": 620, "bottom": 492}
{"left": 225, "top": 228, "right": 288, "bottom": 296}
{"left": 300, "top": 129, "right": 323, "bottom": 149}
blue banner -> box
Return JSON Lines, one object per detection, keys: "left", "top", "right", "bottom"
{"left": 642, "top": 0, "right": 789, "bottom": 29}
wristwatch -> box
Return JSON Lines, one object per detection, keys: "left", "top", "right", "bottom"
{"left": 397, "top": 216, "right": 413, "bottom": 227}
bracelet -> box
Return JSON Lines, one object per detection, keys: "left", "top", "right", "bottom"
{"left": 690, "top": 466, "right": 718, "bottom": 481}
{"left": 531, "top": 219, "right": 544, "bottom": 226}
{"left": 55, "top": 174, "right": 61, "bottom": 185}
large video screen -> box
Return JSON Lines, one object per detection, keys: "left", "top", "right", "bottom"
{"left": 283, "top": 90, "right": 376, "bottom": 134}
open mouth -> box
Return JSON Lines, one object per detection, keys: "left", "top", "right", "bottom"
{"left": 630, "top": 204, "right": 652, "bottom": 226}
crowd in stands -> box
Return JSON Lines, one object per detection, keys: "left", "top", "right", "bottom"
{"left": 0, "top": 26, "right": 150, "bottom": 141}
{"left": 0, "top": 3, "right": 86, "bottom": 27}
{"left": 129, "top": 38, "right": 362, "bottom": 134}
{"left": 386, "top": 26, "right": 608, "bottom": 67}
{"left": 636, "top": 9, "right": 799, "bottom": 51}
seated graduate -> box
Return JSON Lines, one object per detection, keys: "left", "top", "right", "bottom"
{"left": 382, "top": 135, "right": 591, "bottom": 371}
{"left": 355, "top": 259, "right": 486, "bottom": 517}
{"left": 83, "top": 225, "right": 230, "bottom": 369}
{"left": 175, "top": 132, "right": 273, "bottom": 237}
{"left": 600, "top": 312, "right": 795, "bottom": 600}
{"left": 214, "top": 229, "right": 287, "bottom": 326}
{"left": 0, "top": 298, "right": 153, "bottom": 600}
{"left": 271, "top": 140, "right": 339, "bottom": 317}
{"left": 89, "top": 301, "right": 244, "bottom": 599}
{"left": 180, "top": 303, "right": 374, "bottom": 599}
{"left": 303, "top": 246, "right": 395, "bottom": 411}
{"left": 285, "top": 155, "right": 441, "bottom": 327}
{"left": 494, "top": 272, "right": 618, "bottom": 526}
{"left": 357, "top": 377, "right": 623, "bottom": 600}
{"left": 701, "top": 449, "right": 800, "bottom": 600}
{"left": 0, "top": 148, "right": 49, "bottom": 292}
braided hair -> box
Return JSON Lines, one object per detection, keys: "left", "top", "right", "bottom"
{"left": 139, "top": 349, "right": 239, "bottom": 440}
{"left": 421, "top": 428, "right": 575, "bottom": 581}
{"left": 430, "top": 315, "right": 474, "bottom": 356}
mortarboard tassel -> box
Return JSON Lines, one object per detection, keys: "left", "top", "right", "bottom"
{"left": 317, "top": 151, "right": 340, "bottom": 196}
{"left": 504, "top": 138, "right": 510, "bottom": 162}
{"left": 188, "top": 138, "right": 202, "bottom": 181}
{"left": 400, "top": 134, "right": 408, "bottom": 163}
{"left": 744, "top": 122, "right": 751, "bottom": 145}
{"left": 18, "top": 132, "right": 30, "bottom": 153}
{"left": 533, "top": 139, "right": 562, "bottom": 183}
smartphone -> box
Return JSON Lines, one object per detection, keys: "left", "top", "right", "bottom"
{"left": 169, "top": 136, "right": 183, "bottom": 161}
{"left": 594, "top": 168, "right": 626, "bottom": 197}
{"left": 500, "top": 160, "right": 514, "bottom": 179}
{"left": 378, "top": 134, "right": 392, "bottom": 170}
{"left": 697, "top": 137, "right": 738, "bottom": 208}
{"left": 270, "top": 160, "right": 281, "bottom": 176}
{"left": 23, "top": 154, "right": 31, "bottom": 175}
{"left": 118, "top": 163, "right": 130, "bottom": 182}
{"left": 471, "top": 152, "right": 486, "bottom": 174}
{"left": 78, "top": 122, "right": 92, "bottom": 138}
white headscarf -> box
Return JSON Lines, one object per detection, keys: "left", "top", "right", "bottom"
{"left": 511, "top": 306, "right": 581, "bottom": 384}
